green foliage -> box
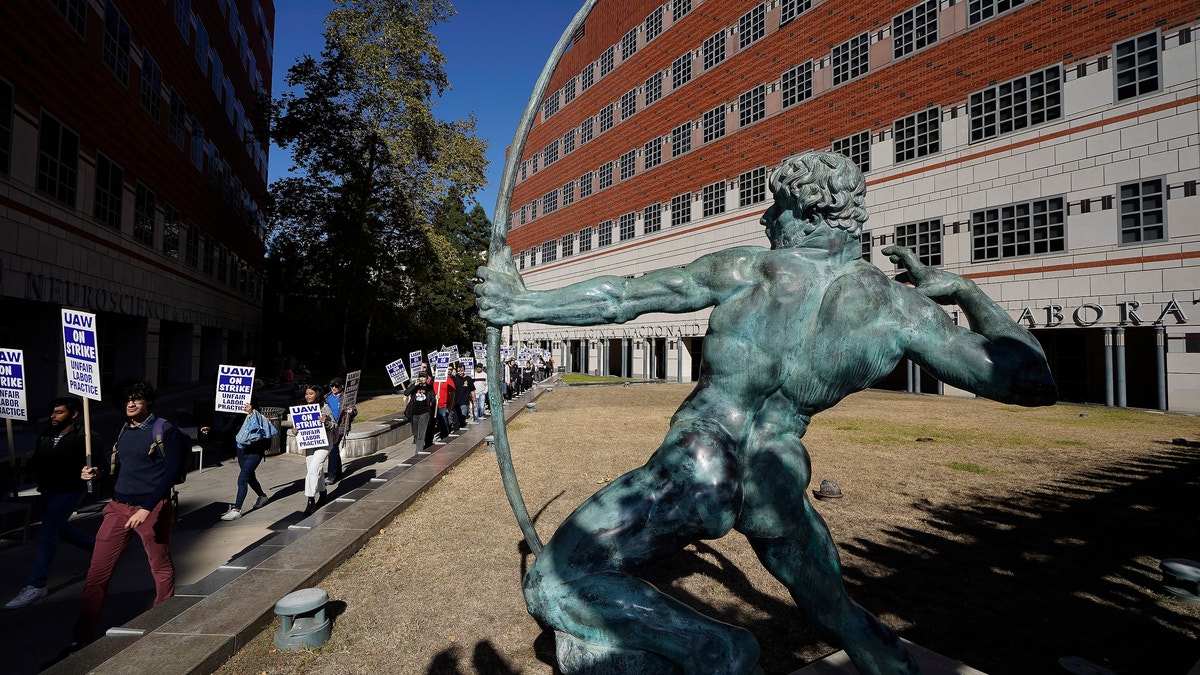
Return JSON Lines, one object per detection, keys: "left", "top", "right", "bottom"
{"left": 266, "top": 0, "right": 489, "bottom": 371}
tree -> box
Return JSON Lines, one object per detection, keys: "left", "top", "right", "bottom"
{"left": 268, "top": 0, "right": 488, "bottom": 372}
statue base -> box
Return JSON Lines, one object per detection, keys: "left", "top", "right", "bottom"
{"left": 790, "top": 640, "right": 986, "bottom": 675}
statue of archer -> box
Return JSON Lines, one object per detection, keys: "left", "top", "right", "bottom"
{"left": 475, "top": 151, "right": 1056, "bottom": 674}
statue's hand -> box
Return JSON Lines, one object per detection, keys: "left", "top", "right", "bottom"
{"left": 475, "top": 246, "right": 527, "bottom": 326}
{"left": 882, "top": 245, "right": 968, "bottom": 304}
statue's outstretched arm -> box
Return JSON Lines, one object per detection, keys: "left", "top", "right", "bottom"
{"left": 883, "top": 245, "right": 1057, "bottom": 406}
{"left": 476, "top": 246, "right": 736, "bottom": 327}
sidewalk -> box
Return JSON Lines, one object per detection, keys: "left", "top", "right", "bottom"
{"left": 0, "top": 383, "right": 547, "bottom": 675}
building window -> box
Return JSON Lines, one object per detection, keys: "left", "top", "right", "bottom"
{"left": 702, "top": 105, "right": 726, "bottom": 144}
{"left": 1118, "top": 179, "right": 1165, "bottom": 243}
{"left": 969, "top": 66, "right": 1061, "bottom": 143}
{"left": 861, "top": 234, "right": 872, "bottom": 261}
{"left": 563, "top": 77, "right": 577, "bottom": 104}
{"left": 893, "top": 0, "right": 938, "bottom": 59}
{"left": 671, "top": 192, "right": 692, "bottom": 227}
{"left": 134, "top": 182, "right": 156, "bottom": 246}
{"left": 599, "top": 103, "right": 614, "bottom": 133}
{"left": 600, "top": 46, "right": 615, "bottom": 77}
{"left": 36, "top": 112, "right": 79, "bottom": 206}
{"left": 562, "top": 232, "right": 575, "bottom": 257}
{"left": 621, "top": 28, "right": 638, "bottom": 60}
{"left": 518, "top": 249, "right": 526, "bottom": 270}
{"left": 672, "top": 122, "right": 692, "bottom": 157}
{"left": 185, "top": 220, "right": 199, "bottom": 267}
{"left": 580, "top": 117, "right": 594, "bottom": 144}
{"left": 52, "top": 0, "right": 88, "bottom": 38}
{"left": 579, "top": 226, "right": 594, "bottom": 253}
{"left": 894, "top": 107, "right": 940, "bottom": 162}
{"left": 672, "top": 53, "right": 692, "bottom": 89}
{"left": 531, "top": 153, "right": 539, "bottom": 174}
{"left": 621, "top": 89, "right": 637, "bottom": 121}
{"left": 562, "top": 181, "right": 575, "bottom": 207}
{"left": 0, "top": 80, "right": 11, "bottom": 176}
{"left": 1115, "top": 32, "right": 1160, "bottom": 101}
{"left": 93, "top": 152, "right": 123, "bottom": 230}
{"left": 968, "top": 0, "right": 1028, "bottom": 26}
{"left": 102, "top": 1, "right": 132, "bottom": 85}
{"left": 168, "top": 88, "right": 186, "bottom": 150}
{"left": 620, "top": 150, "right": 636, "bottom": 181}
{"left": 580, "top": 172, "right": 593, "bottom": 198}
{"left": 174, "top": 0, "right": 191, "bottom": 38}
{"left": 581, "top": 63, "right": 594, "bottom": 91}
{"left": 194, "top": 20, "right": 209, "bottom": 74}
{"left": 781, "top": 61, "right": 813, "bottom": 109}
{"left": 644, "top": 138, "right": 662, "bottom": 170}
{"left": 833, "top": 130, "right": 871, "bottom": 173}
{"left": 644, "top": 204, "right": 662, "bottom": 234}
{"left": 528, "top": 248, "right": 537, "bottom": 268}
{"left": 563, "top": 128, "right": 576, "bottom": 155}
{"left": 645, "top": 72, "right": 663, "bottom": 106}
{"left": 971, "top": 197, "right": 1066, "bottom": 261}
{"left": 162, "top": 204, "right": 180, "bottom": 259}
{"left": 598, "top": 162, "right": 613, "bottom": 190}
{"left": 739, "top": 5, "right": 766, "bottom": 50}
{"left": 217, "top": 245, "right": 228, "bottom": 283}
{"left": 673, "top": 0, "right": 692, "bottom": 22}
{"left": 895, "top": 219, "right": 942, "bottom": 266}
{"left": 739, "top": 84, "right": 766, "bottom": 127}
{"left": 780, "top": 0, "right": 812, "bottom": 24}
{"left": 703, "top": 31, "right": 726, "bottom": 70}
{"left": 529, "top": 200, "right": 538, "bottom": 220}
{"left": 519, "top": 205, "right": 527, "bottom": 225}
{"left": 544, "top": 139, "right": 559, "bottom": 165}
{"left": 542, "top": 240, "right": 558, "bottom": 263}
{"left": 702, "top": 181, "right": 726, "bottom": 218}
{"left": 645, "top": 7, "right": 663, "bottom": 42}
{"left": 598, "top": 220, "right": 614, "bottom": 247}
{"left": 141, "top": 52, "right": 163, "bottom": 121}
{"left": 739, "top": 167, "right": 767, "bottom": 207}
{"left": 544, "top": 90, "right": 560, "bottom": 119}
{"left": 832, "top": 32, "right": 869, "bottom": 86}
{"left": 543, "top": 190, "right": 558, "bottom": 215}
{"left": 619, "top": 212, "right": 636, "bottom": 241}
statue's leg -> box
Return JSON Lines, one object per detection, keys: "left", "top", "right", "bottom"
{"left": 525, "top": 419, "right": 760, "bottom": 674}
{"left": 738, "top": 437, "right": 919, "bottom": 675}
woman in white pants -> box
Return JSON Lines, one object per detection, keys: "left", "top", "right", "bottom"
{"left": 292, "top": 385, "right": 336, "bottom": 515}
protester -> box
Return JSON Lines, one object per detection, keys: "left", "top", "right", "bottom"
{"left": 325, "top": 378, "right": 356, "bottom": 484}
{"left": 404, "top": 373, "right": 435, "bottom": 451}
{"left": 451, "top": 365, "right": 473, "bottom": 428}
{"left": 203, "top": 399, "right": 273, "bottom": 521}
{"left": 4, "top": 398, "right": 97, "bottom": 610}
{"left": 74, "top": 381, "right": 183, "bottom": 645}
{"left": 433, "top": 375, "right": 456, "bottom": 440}
{"left": 472, "top": 364, "right": 489, "bottom": 420}
{"left": 290, "top": 385, "right": 335, "bottom": 516}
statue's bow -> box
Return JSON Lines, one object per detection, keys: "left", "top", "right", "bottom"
{"left": 486, "top": 0, "right": 598, "bottom": 558}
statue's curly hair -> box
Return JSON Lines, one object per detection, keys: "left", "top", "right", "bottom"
{"left": 767, "top": 151, "right": 868, "bottom": 239}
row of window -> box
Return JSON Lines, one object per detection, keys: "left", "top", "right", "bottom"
{"left": 522, "top": 175, "right": 1170, "bottom": 273}
{"left": 517, "top": 168, "right": 771, "bottom": 269}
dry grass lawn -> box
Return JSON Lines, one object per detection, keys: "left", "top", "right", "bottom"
{"left": 216, "top": 384, "right": 1200, "bottom": 675}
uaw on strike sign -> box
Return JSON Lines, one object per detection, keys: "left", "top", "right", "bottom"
{"left": 0, "top": 348, "right": 28, "bottom": 421}
{"left": 215, "top": 365, "right": 256, "bottom": 413}
{"left": 62, "top": 310, "right": 102, "bottom": 400}
{"left": 290, "top": 404, "right": 329, "bottom": 451}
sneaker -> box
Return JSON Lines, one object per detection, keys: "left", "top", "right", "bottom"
{"left": 253, "top": 494, "right": 270, "bottom": 510}
{"left": 220, "top": 508, "right": 242, "bottom": 521}
{"left": 5, "top": 585, "right": 47, "bottom": 609}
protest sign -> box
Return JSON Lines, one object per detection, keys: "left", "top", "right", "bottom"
{"left": 409, "top": 350, "right": 424, "bottom": 376}
{"left": 215, "top": 364, "right": 256, "bottom": 413}
{"left": 449, "top": 345, "right": 460, "bottom": 362}
{"left": 290, "top": 403, "right": 329, "bottom": 450}
{"left": 341, "top": 370, "right": 361, "bottom": 412}
{"left": 434, "top": 351, "right": 451, "bottom": 382}
{"left": 62, "top": 309, "right": 101, "bottom": 400}
{"left": 472, "top": 341, "right": 485, "bottom": 363}
{"left": 461, "top": 357, "right": 474, "bottom": 372}
{"left": 386, "top": 358, "right": 409, "bottom": 387}
{"left": 0, "top": 348, "right": 28, "bottom": 421}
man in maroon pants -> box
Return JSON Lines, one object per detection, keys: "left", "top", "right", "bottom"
{"left": 74, "top": 381, "right": 183, "bottom": 646}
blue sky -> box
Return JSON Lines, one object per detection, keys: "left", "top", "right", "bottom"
{"left": 268, "top": 0, "right": 581, "bottom": 219}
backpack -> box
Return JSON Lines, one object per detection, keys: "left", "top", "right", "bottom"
{"left": 111, "top": 417, "right": 189, "bottom": 485}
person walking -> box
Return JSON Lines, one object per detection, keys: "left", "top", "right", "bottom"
{"left": 4, "top": 397, "right": 97, "bottom": 610}
{"left": 404, "top": 374, "right": 435, "bottom": 451}
{"left": 75, "top": 381, "right": 183, "bottom": 645}
{"left": 289, "top": 385, "right": 335, "bottom": 516}
{"left": 452, "top": 365, "right": 473, "bottom": 428}
{"left": 204, "top": 400, "right": 273, "bottom": 521}
{"left": 472, "top": 364, "right": 489, "bottom": 420}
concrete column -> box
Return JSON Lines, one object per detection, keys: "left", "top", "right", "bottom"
{"left": 675, "top": 340, "right": 682, "bottom": 383}
{"left": 621, "top": 339, "right": 629, "bottom": 378}
{"left": 1103, "top": 328, "right": 1114, "bottom": 407}
{"left": 1114, "top": 327, "right": 1126, "bottom": 408}
{"left": 1156, "top": 326, "right": 1167, "bottom": 411}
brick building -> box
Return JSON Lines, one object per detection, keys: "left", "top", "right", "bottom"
{"left": 505, "top": 0, "right": 1200, "bottom": 411}
{"left": 0, "top": 0, "right": 273, "bottom": 409}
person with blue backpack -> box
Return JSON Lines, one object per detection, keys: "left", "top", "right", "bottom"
{"left": 203, "top": 397, "right": 275, "bottom": 521}
{"left": 73, "top": 381, "right": 184, "bottom": 646}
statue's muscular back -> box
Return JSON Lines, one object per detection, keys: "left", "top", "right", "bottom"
{"left": 675, "top": 245, "right": 908, "bottom": 442}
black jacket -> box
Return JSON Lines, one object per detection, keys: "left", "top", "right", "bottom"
{"left": 31, "top": 424, "right": 96, "bottom": 494}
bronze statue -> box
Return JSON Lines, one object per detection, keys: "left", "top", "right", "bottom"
{"left": 476, "top": 151, "right": 1056, "bottom": 674}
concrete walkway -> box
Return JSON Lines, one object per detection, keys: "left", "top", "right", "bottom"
{"left": 0, "top": 384, "right": 547, "bottom": 675}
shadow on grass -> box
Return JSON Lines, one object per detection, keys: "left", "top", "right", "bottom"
{"left": 476, "top": 442, "right": 1200, "bottom": 674}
